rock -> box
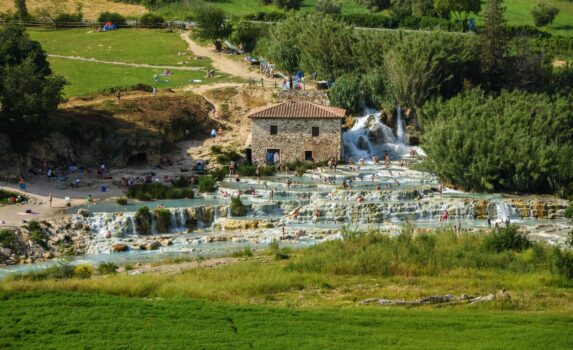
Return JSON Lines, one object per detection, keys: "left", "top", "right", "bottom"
{"left": 161, "top": 238, "right": 173, "bottom": 246}
{"left": 77, "top": 209, "right": 91, "bottom": 218}
{"left": 43, "top": 252, "right": 54, "bottom": 259}
{"left": 111, "top": 243, "right": 129, "bottom": 252}
{"left": 140, "top": 241, "right": 161, "bottom": 250}
{"left": 1, "top": 247, "right": 12, "bottom": 257}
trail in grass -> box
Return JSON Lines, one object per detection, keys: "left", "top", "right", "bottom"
{"left": 48, "top": 54, "right": 205, "bottom": 71}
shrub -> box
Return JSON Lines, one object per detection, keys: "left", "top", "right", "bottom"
{"left": 209, "top": 167, "right": 229, "bottom": 181}
{"left": 140, "top": 13, "right": 165, "bottom": 27}
{"left": 54, "top": 12, "right": 82, "bottom": 24}
{"left": 135, "top": 206, "right": 152, "bottom": 235}
{"left": 0, "top": 229, "right": 19, "bottom": 253}
{"left": 210, "top": 145, "right": 223, "bottom": 154}
{"left": 74, "top": 264, "right": 94, "bottom": 279}
{"left": 275, "top": 0, "right": 304, "bottom": 10}
{"left": 116, "top": 197, "right": 128, "bottom": 205}
{"left": 97, "top": 12, "right": 127, "bottom": 26}
{"left": 530, "top": 2, "right": 560, "bottom": 27}
{"left": 230, "top": 20, "right": 263, "bottom": 52}
{"left": 315, "top": 0, "right": 342, "bottom": 14}
{"left": 0, "top": 189, "right": 26, "bottom": 204}
{"left": 356, "top": 0, "right": 391, "bottom": 12}
{"left": 230, "top": 197, "right": 247, "bottom": 217}
{"left": 153, "top": 208, "right": 172, "bottom": 232}
{"left": 329, "top": 73, "right": 364, "bottom": 113}
{"left": 564, "top": 202, "right": 573, "bottom": 219}
{"left": 198, "top": 176, "right": 217, "bottom": 192}
{"left": 97, "top": 262, "right": 118, "bottom": 275}
{"left": 244, "top": 11, "right": 287, "bottom": 22}
{"left": 232, "top": 246, "right": 254, "bottom": 258}
{"left": 554, "top": 248, "right": 573, "bottom": 279}
{"left": 126, "top": 183, "right": 193, "bottom": 200}
{"left": 484, "top": 226, "right": 531, "bottom": 253}
{"left": 171, "top": 176, "right": 190, "bottom": 188}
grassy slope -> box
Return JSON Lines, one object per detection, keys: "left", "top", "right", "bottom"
{"left": 48, "top": 57, "right": 227, "bottom": 97}
{"left": 28, "top": 29, "right": 208, "bottom": 67}
{"left": 1, "top": 292, "right": 572, "bottom": 349}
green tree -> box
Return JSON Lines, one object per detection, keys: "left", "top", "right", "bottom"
{"left": 0, "top": 26, "right": 65, "bottom": 159}
{"left": 420, "top": 89, "right": 573, "bottom": 195}
{"left": 230, "top": 21, "right": 263, "bottom": 52}
{"left": 266, "top": 16, "right": 305, "bottom": 88}
{"left": 276, "top": 0, "right": 304, "bottom": 10}
{"left": 14, "top": 0, "right": 29, "bottom": 20}
{"left": 194, "top": 7, "right": 232, "bottom": 51}
{"left": 480, "top": 0, "right": 508, "bottom": 89}
{"left": 329, "top": 73, "right": 364, "bottom": 113}
{"left": 530, "top": 2, "right": 560, "bottom": 27}
{"left": 297, "top": 15, "right": 356, "bottom": 80}
{"left": 384, "top": 33, "right": 475, "bottom": 109}
{"left": 433, "top": 0, "right": 481, "bottom": 22}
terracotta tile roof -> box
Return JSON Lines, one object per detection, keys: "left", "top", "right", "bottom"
{"left": 247, "top": 101, "right": 346, "bottom": 119}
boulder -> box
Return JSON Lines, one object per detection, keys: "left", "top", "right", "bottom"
{"left": 140, "top": 241, "right": 161, "bottom": 250}
{"left": 111, "top": 243, "right": 129, "bottom": 252}
{"left": 77, "top": 209, "right": 91, "bottom": 218}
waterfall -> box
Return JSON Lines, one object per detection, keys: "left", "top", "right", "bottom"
{"left": 396, "top": 105, "right": 406, "bottom": 144}
{"left": 495, "top": 201, "right": 519, "bottom": 223}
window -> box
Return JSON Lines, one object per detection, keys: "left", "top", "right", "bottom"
{"left": 312, "top": 127, "right": 319, "bottom": 137}
{"left": 305, "top": 151, "right": 313, "bottom": 161}
{"left": 270, "top": 125, "right": 278, "bottom": 135}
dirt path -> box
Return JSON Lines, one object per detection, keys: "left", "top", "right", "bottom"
{"left": 48, "top": 54, "right": 204, "bottom": 71}
{"left": 180, "top": 32, "right": 266, "bottom": 81}
{"left": 124, "top": 257, "right": 239, "bottom": 275}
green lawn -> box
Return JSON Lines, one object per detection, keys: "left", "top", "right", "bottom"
{"left": 28, "top": 28, "right": 210, "bottom": 67}
{"left": 49, "top": 57, "right": 229, "bottom": 97}
{"left": 0, "top": 292, "right": 571, "bottom": 349}
{"left": 489, "top": 0, "right": 573, "bottom": 37}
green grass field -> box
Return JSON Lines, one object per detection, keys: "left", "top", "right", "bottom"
{"left": 48, "top": 57, "right": 228, "bottom": 97}
{"left": 494, "top": 0, "right": 573, "bottom": 37}
{"left": 28, "top": 28, "right": 209, "bottom": 67}
{"left": 1, "top": 292, "right": 572, "bottom": 349}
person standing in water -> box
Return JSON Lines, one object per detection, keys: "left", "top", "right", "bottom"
{"left": 48, "top": 193, "right": 53, "bottom": 207}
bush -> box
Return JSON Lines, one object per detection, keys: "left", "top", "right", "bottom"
{"left": 96, "top": 262, "right": 118, "bottom": 275}
{"left": 140, "top": 13, "right": 165, "bottom": 27}
{"left": 275, "top": 0, "right": 304, "bottom": 10}
{"left": 484, "top": 226, "right": 531, "bottom": 253}
{"left": 244, "top": 11, "right": 287, "bottom": 22}
{"left": 97, "top": 12, "right": 127, "bottom": 26}
{"left": 126, "top": 183, "right": 193, "bottom": 200}
{"left": 329, "top": 73, "right": 364, "bottom": 113}
{"left": 198, "top": 176, "right": 217, "bottom": 192}
{"left": 0, "top": 229, "right": 19, "bottom": 253}
{"left": 531, "top": 2, "right": 560, "bottom": 27}
{"left": 209, "top": 167, "right": 229, "bottom": 181}
{"left": 230, "top": 197, "right": 247, "bottom": 217}
{"left": 135, "top": 206, "right": 152, "bottom": 235}
{"left": 315, "top": 0, "right": 342, "bottom": 14}
{"left": 356, "top": 0, "right": 391, "bottom": 12}
{"left": 153, "top": 208, "right": 172, "bottom": 232}
{"left": 116, "top": 197, "right": 128, "bottom": 205}
{"left": 554, "top": 248, "right": 573, "bottom": 279}
{"left": 171, "top": 176, "right": 190, "bottom": 188}
{"left": 74, "top": 264, "right": 94, "bottom": 279}
{"left": 10, "top": 263, "right": 76, "bottom": 281}
{"left": 0, "top": 189, "right": 27, "bottom": 204}
{"left": 232, "top": 246, "right": 254, "bottom": 258}
{"left": 230, "top": 20, "right": 263, "bottom": 52}
{"left": 210, "top": 145, "right": 223, "bottom": 154}
{"left": 54, "top": 12, "right": 83, "bottom": 24}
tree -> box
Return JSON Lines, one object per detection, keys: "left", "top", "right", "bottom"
{"left": 329, "top": 73, "right": 364, "bottom": 113}
{"left": 480, "top": 0, "right": 508, "bottom": 89}
{"left": 14, "top": 0, "right": 29, "bottom": 20}
{"left": 194, "top": 7, "right": 232, "bottom": 51}
{"left": 266, "top": 16, "right": 305, "bottom": 88}
{"left": 420, "top": 90, "right": 573, "bottom": 195}
{"left": 275, "top": 0, "right": 304, "bottom": 10}
{"left": 433, "top": 0, "right": 481, "bottom": 23}
{"left": 0, "top": 26, "right": 65, "bottom": 159}
{"left": 355, "top": 0, "right": 391, "bottom": 12}
{"left": 230, "top": 21, "right": 263, "bottom": 52}
{"left": 384, "top": 33, "right": 475, "bottom": 109}
{"left": 530, "top": 2, "right": 560, "bottom": 27}
{"left": 315, "top": 0, "right": 342, "bottom": 14}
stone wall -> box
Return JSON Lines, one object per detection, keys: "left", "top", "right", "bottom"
{"left": 251, "top": 118, "right": 343, "bottom": 164}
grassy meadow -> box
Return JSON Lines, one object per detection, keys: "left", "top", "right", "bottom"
{"left": 48, "top": 57, "right": 227, "bottom": 97}
{"left": 1, "top": 292, "right": 572, "bottom": 349}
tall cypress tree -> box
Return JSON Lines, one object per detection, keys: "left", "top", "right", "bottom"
{"left": 14, "top": 0, "right": 29, "bottom": 20}
{"left": 480, "top": 0, "right": 507, "bottom": 89}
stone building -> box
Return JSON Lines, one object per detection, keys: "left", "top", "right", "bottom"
{"left": 248, "top": 101, "right": 346, "bottom": 164}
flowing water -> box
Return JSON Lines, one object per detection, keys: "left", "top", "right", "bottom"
{"left": 1, "top": 110, "right": 571, "bottom": 278}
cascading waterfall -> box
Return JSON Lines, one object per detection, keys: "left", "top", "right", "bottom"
{"left": 396, "top": 105, "right": 406, "bottom": 144}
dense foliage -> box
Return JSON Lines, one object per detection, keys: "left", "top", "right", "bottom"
{"left": 0, "top": 26, "right": 65, "bottom": 155}
{"left": 420, "top": 90, "right": 573, "bottom": 195}
{"left": 139, "top": 13, "right": 165, "bottom": 27}
{"left": 530, "top": 2, "right": 560, "bottom": 27}
{"left": 126, "top": 183, "right": 194, "bottom": 200}
{"left": 315, "top": 0, "right": 342, "bottom": 14}
{"left": 194, "top": 7, "right": 232, "bottom": 49}
{"left": 97, "top": 12, "right": 127, "bottom": 25}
